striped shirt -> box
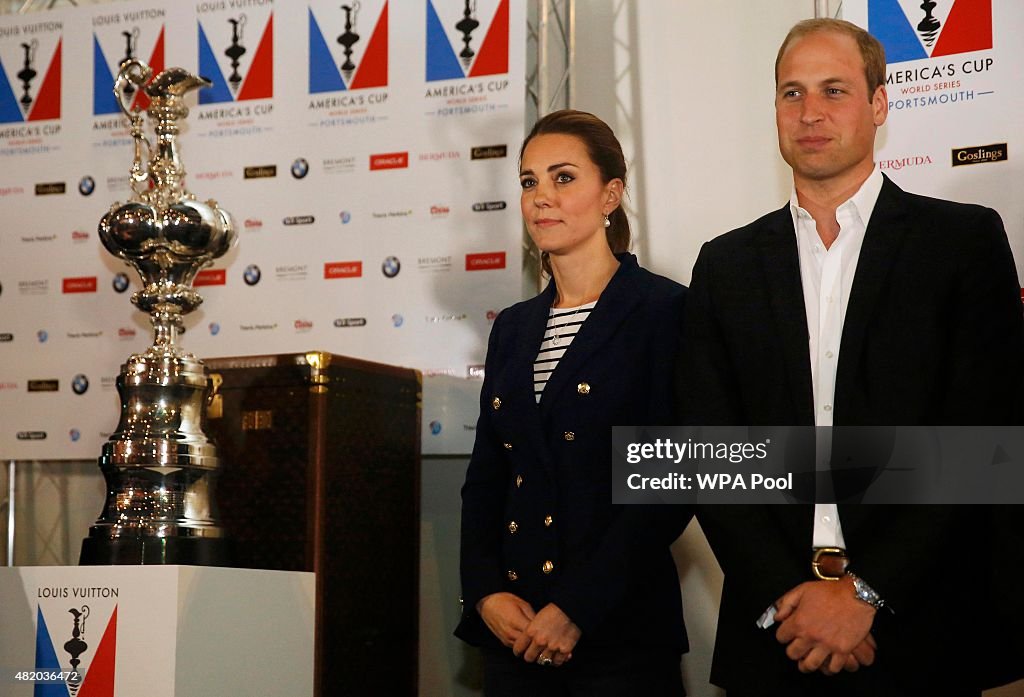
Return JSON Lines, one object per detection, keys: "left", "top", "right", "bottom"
{"left": 533, "top": 301, "right": 596, "bottom": 402}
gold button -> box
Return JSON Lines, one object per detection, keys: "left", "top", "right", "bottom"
{"left": 508, "top": 520, "right": 518, "bottom": 534}
{"left": 542, "top": 560, "right": 554, "bottom": 574}
{"left": 544, "top": 515, "right": 553, "bottom": 527}
{"left": 507, "top": 570, "right": 518, "bottom": 581}
{"left": 577, "top": 382, "right": 591, "bottom": 395}
{"left": 492, "top": 397, "right": 501, "bottom": 410}
{"left": 504, "top": 442, "right": 513, "bottom": 450}
{"left": 563, "top": 432, "right": 575, "bottom": 441}
{"left": 516, "top": 475, "right": 523, "bottom": 488}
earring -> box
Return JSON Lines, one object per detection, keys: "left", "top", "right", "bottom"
{"left": 603, "top": 214, "right": 611, "bottom": 228}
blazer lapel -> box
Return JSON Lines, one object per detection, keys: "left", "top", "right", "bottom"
{"left": 504, "top": 285, "right": 556, "bottom": 465}
{"left": 539, "top": 255, "right": 643, "bottom": 416}
{"left": 757, "top": 205, "right": 815, "bottom": 425}
{"left": 835, "top": 175, "right": 909, "bottom": 423}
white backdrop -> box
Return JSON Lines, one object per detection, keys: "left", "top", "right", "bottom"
{"left": 0, "top": 0, "right": 526, "bottom": 460}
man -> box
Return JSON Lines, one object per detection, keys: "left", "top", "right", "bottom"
{"left": 679, "top": 19, "right": 1023, "bottom": 696}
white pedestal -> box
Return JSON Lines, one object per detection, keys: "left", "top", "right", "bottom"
{"left": 0, "top": 566, "right": 315, "bottom": 697}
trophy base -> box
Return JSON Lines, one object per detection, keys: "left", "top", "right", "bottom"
{"left": 79, "top": 536, "right": 229, "bottom": 566}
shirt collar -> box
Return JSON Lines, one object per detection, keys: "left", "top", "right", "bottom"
{"left": 789, "top": 165, "right": 884, "bottom": 229}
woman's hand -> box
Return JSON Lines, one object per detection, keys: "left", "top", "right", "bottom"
{"left": 513, "top": 603, "right": 582, "bottom": 666}
{"left": 477, "top": 592, "right": 537, "bottom": 647}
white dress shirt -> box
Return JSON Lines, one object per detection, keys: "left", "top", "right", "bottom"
{"left": 790, "top": 166, "right": 884, "bottom": 550}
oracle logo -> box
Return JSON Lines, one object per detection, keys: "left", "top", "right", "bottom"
{"left": 465, "top": 252, "right": 507, "bottom": 271}
{"left": 324, "top": 261, "right": 362, "bottom": 279}
{"left": 369, "top": 152, "right": 409, "bottom": 170}
{"left": 194, "top": 269, "right": 227, "bottom": 286}
{"left": 62, "top": 277, "right": 98, "bottom": 293}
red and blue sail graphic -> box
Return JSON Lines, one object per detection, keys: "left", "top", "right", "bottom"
{"left": 0, "top": 39, "right": 61, "bottom": 123}
{"left": 93, "top": 28, "right": 165, "bottom": 115}
{"left": 869, "top": 0, "right": 991, "bottom": 64}
{"left": 426, "top": 0, "right": 508, "bottom": 81}
{"left": 309, "top": 3, "right": 388, "bottom": 92}
{"left": 33, "top": 605, "right": 117, "bottom": 697}
{"left": 198, "top": 14, "right": 273, "bottom": 104}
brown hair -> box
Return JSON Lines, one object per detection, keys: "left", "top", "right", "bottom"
{"left": 520, "top": 109, "right": 630, "bottom": 273}
{"left": 775, "top": 18, "right": 887, "bottom": 100}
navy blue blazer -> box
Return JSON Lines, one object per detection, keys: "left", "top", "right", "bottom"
{"left": 456, "top": 253, "right": 691, "bottom": 653}
{"left": 679, "top": 176, "right": 1024, "bottom": 694}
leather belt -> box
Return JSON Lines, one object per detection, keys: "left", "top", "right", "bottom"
{"left": 811, "top": 547, "right": 848, "bottom": 580}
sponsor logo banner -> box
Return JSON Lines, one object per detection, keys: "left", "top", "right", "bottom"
{"left": 465, "top": 251, "right": 506, "bottom": 270}
{"left": 62, "top": 276, "right": 98, "bottom": 293}
{"left": 951, "top": 142, "right": 1007, "bottom": 166}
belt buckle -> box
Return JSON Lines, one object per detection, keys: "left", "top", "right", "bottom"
{"left": 811, "top": 547, "right": 848, "bottom": 581}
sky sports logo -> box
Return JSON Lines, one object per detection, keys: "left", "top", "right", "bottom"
{"left": 465, "top": 251, "right": 506, "bottom": 271}
{"left": 370, "top": 152, "right": 409, "bottom": 170}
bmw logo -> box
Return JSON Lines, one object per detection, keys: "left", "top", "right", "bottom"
{"left": 339, "top": 211, "right": 352, "bottom": 224}
{"left": 291, "top": 158, "right": 310, "bottom": 179}
{"left": 37, "top": 330, "right": 48, "bottom": 343}
{"left": 209, "top": 322, "right": 221, "bottom": 336}
{"left": 69, "top": 428, "right": 81, "bottom": 442}
{"left": 382, "top": 256, "right": 401, "bottom": 278}
{"left": 78, "top": 175, "right": 96, "bottom": 196}
{"left": 112, "top": 272, "right": 130, "bottom": 293}
{"left": 392, "top": 314, "right": 404, "bottom": 328}
{"left": 71, "top": 374, "right": 89, "bottom": 395}
{"left": 429, "top": 420, "right": 442, "bottom": 436}
{"left": 243, "top": 264, "right": 262, "bottom": 286}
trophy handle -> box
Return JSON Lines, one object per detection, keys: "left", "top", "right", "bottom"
{"left": 115, "top": 59, "right": 153, "bottom": 196}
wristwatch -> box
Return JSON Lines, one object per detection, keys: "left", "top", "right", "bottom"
{"left": 847, "top": 572, "right": 887, "bottom": 611}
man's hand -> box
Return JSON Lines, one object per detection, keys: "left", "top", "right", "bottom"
{"left": 477, "top": 592, "right": 536, "bottom": 647}
{"left": 512, "top": 603, "right": 582, "bottom": 666}
{"left": 774, "top": 577, "right": 877, "bottom": 674}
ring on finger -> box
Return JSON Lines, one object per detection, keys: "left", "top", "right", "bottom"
{"left": 539, "top": 655, "right": 553, "bottom": 666}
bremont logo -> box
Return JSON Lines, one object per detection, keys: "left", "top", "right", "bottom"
{"left": 244, "top": 165, "right": 278, "bottom": 179}
{"left": 471, "top": 145, "right": 507, "bottom": 160}
{"left": 951, "top": 143, "right": 1007, "bottom": 167}
{"left": 35, "top": 182, "right": 66, "bottom": 195}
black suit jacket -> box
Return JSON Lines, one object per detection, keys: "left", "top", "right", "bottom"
{"left": 679, "top": 176, "right": 1024, "bottom": 695}
{"left": 457, "top": 254, "right": 691, "bottom": 655}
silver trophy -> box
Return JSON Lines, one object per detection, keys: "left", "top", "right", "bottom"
{"left": 80, "top": 59, "right": 235, "bottom": 565}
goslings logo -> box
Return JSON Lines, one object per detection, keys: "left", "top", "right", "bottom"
{"left": 197, "top": 10, "right": 273, "bottom": 104}
{"left": 244, "top": 165, "right": 277, "bottom": 179}
{"left": 951, "top": 142, "right": 1007, "bottom": 167}
{"left": 0, "top": 25, "right": 62, "bottom": 124}
{"left": 35, "top": 181, "right": 66, "bottom": 195}
{"left": 33, "top": 602, "right": 118, "bottom": 697}
{"left": 471, "top": 144, "right": 506, "bottom": 160}
{"left": 92, "top": 11, "right": 166, "bottom": 115}
{"left": 426, "top": 0, "right": 508, "bottom": 81}
{"left": 309, "top": 0, "right": 388, "bottom": 92}
{"left": 869, "top": 0, "right": 991, "bottom": 64}
{"left": 28, "top": 379, "right": 58, "bottom": 392}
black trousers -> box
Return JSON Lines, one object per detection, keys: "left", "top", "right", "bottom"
{"left": 482, "top": 645, "right": 684, "bottom": 697}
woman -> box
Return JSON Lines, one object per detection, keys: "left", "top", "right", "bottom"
{"left": 456, "top": 110, "right": 691, "bottom": 696}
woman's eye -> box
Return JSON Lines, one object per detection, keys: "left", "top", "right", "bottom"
{"left": 556, "top": 172, "right": 574, "bottom": 184}
{"left": 520, "top": 178, "right": 536, "bottom": 189}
